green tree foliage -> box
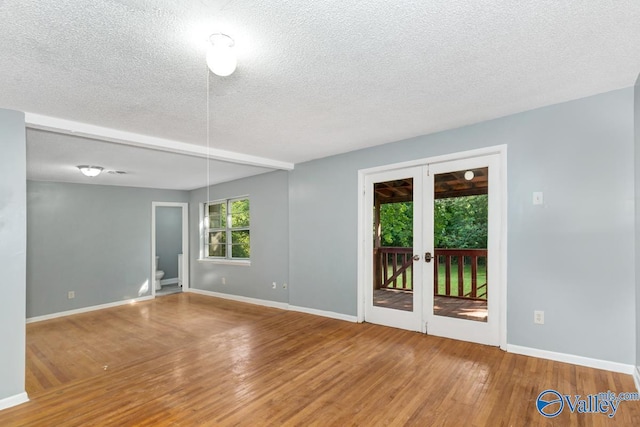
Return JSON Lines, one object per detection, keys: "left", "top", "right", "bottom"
{"left": 230, "top": 199, "right": 250, "bottom": 258}
{"left": 434, "top": 195, "right": 487, "bottom": 249}
{"left": 230, "top": 199, "right": 250, "bottom": 228}
{"left": 378, "top": 194, "right": 487, "bottom": 249}
{"left": 379, "top": 202, "right": 413, "bottom": 247}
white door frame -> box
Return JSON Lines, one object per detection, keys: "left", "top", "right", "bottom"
{"left": 151, "top": 202, "right": 189, "bottom": 297}
{"left": 356, "top": 145, "right": 508, "bottom": 349}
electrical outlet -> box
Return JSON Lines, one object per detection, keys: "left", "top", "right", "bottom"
{"left": 534, "top": 310, "right": 544, "bottom": 325}
{"left": 272, "top": 282, "right": 277, "bottom": 289}
{"left": 222, "top": 277, "right": 226, "bottom": 285}
{"left": 282, "top": 283, "right": 287, "bottom": 289}
{"left": 68, "top": 291, "right": 75, "bottom": 299}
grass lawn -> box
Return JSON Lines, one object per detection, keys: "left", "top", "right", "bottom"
{"left": 384, "top": 261, "right": 487, "bottom": 299}
{"left": 436, "top": 262, "right": 487, "bottom": 299}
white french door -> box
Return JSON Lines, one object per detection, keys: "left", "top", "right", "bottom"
{"left": 362, "top": 152, "right": 503, "bottom": 346}
{"left": 423, "top": 155, "right": 501, "bottom": 345}
{"left": 364, "top": 166, "right": 424, "bottom": 332}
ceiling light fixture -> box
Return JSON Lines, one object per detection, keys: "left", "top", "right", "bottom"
{"left": 77, "top": 165, "right": 104, "bottom": 177}
{"left": 464, "top": 170, "right": 475, "bottom": 181}
{"left": 206, "top": 33, "right": 237, "bottom": 77}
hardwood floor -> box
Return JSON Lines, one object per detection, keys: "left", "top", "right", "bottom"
{"left": 1, "top": 292, "right": 639, "bottom": 426}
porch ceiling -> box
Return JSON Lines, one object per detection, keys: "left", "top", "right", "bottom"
{"left": 374, "top": 167, "right": 488, "bottom": 203}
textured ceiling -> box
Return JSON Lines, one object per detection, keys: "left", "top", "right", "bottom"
{"left": 2, "top": 1, "right": 640, "bottom": 186}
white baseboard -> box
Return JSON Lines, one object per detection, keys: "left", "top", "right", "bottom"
{"left": 186, "top": 288, "right": 358, "bottom": 322}
{"left": 26, "top": 296, "right": 155, "bottom": 323}
{"left": 186, "top": 288, "right": 289, "bottom": 310}
{"left": 634, "top": 366, "right": 640, "bottom": 393}
{"left": 26, "top": 288, "right": 356, "bottom": 326}
{"left": 0, "top": 392, "right": 29, "bottom": 411}
{"left": 288, "top": 305, "right": 358, "bottom": 323}
{"left": 160, "top": 278, "right": 179, "bottom": 286}
{"left": 507, "top": 344, "right": 635, "bottom": 375}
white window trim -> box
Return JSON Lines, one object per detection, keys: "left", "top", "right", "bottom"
{"left": 199, "top": 197, "right": 251, "bottom": 263}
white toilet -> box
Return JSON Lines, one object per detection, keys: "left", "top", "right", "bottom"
{"left": 155, "top": 256, "right": 165, "bottom": 291}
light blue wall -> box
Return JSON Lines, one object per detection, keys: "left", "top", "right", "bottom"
{"left": 289, "top": 88, "right": 635, "bottom": 364}
{"left": 156, "top": 206, "right": 182, "bottom": 280}
{"left": 0, "top": 109, "right": 27, "bottom": 402}
{"left": 189, "top": 170, "right": 289, "bottom": 303}
{"left": 26, "top": 181, "right": 188, "bottom": 317}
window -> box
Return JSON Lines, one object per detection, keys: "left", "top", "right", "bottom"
{"left": 204, "top": 197, "right": 250, "bottom": 260}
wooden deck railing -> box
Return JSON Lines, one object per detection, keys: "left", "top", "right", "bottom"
{"left": 376, "top": 247, "right": 487, "bottom": 300}
{"left": 376, "top": 247, "right": 414, "bottom": 291}
{"left": 434, "top": 248, "right": 487, "bottom": 300}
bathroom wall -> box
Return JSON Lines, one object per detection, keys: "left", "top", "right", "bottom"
{"left": 26, "top": 181, "right": 188, "bottom": 318}
{"left": 155, "top": 206, "right": 182, "bottom": 281}
{"left": 189, "top": 170, "right": 289, "bottom": 303}
{"left": 0, "top": 109, "right": 27, "bottom": 407}
{"left": 289, "top": 87, "right": 635, "bottom": 365}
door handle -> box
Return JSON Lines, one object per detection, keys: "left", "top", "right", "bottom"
{"left": 424, "top": 252, "right": 433, "bottom": 263}
{"left": 413, "top": 254, "right": 420, "bottom": 261}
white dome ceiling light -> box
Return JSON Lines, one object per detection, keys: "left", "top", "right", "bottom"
{"left": 77, "top": 165, "right": 104, "bottom": 177}
{"left": 206, "top": 33, "right": 237, "bottom": 77}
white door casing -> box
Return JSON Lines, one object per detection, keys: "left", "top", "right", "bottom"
{"left": 358, "top": 146, "right": 507, "bottom": 348}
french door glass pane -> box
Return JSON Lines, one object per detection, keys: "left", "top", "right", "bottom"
{"left": 433, "top": 167, "right": 488, "bottom": 323}
{"left": 372, "top": 178, "right": 414, "bottom": 312}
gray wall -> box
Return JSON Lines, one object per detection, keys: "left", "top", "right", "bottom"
{"left": 190, "top": 170, "right": 289, "bottom": 303}
{"left": 635, "top": 73, "right": 640, "bottom": 370}
{"left": 26, "top": 181, "right": 188, "bottom": 318}
{"left": 156, "top": 206, "right": 182, "bottom": 280}
{"left": 289, "top": 87, "right": 636, "bottom": 364}
{"left": 0, "top": 109, "right": 27, "bottom": 401}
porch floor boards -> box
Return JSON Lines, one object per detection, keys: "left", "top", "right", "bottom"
{"left": 373, "top": 288, "right": 414, "bottom": 311}
{"left": 373, "top": 289, "right": 488, "bottom": 322}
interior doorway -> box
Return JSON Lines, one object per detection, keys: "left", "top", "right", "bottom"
{"left": 358, "top": 147, "right": 506, "bottom": 347}
{"left": 151, "top": 202, "right": 189, "bottom": 297}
